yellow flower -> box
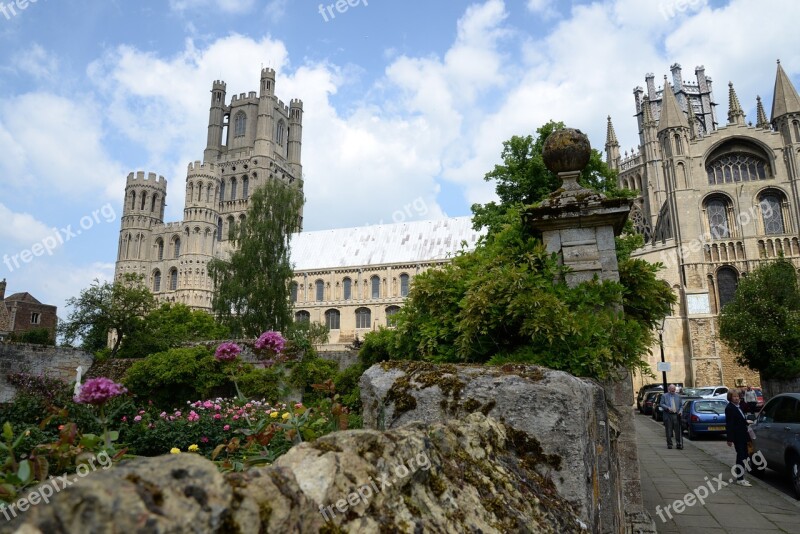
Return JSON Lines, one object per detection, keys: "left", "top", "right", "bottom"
{"left": 282, "top": 412, "right": 290, "bottom": 421}
{"left": 270, "top": 411, "right": 279, "bottom": 419}
{"left": 188, "top": 444, "right": 199, "bottom": 452}
{"left": 170, "top": 447, "right": 181, "bottom": 454}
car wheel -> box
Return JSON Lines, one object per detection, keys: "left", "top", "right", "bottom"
{"left": 789, "top": 455, "right": 800, "bottom": 499}
{"left": 687, "top": 425, "right": 696, "bottom": 440}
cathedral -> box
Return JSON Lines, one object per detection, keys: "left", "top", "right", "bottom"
{"left": 607, "top": 61, "right": 800, "bottom": 390}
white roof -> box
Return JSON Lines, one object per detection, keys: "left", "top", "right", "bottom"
{"left": 290, "top": 216, "right": 484, "bottom": 271}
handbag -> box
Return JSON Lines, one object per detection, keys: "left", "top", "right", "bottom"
{"left": 746, "top": 440, "right": 755, "bottom": 455}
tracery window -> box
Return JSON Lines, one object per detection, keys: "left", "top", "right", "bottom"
{"left": 295, "top": 310, "right": 310, "bottom": 323}
{"left": 169, "top": 269, "right": 178, "bottom": 291}
{"left": 153, "top": 271, "right": 161, "bottom": 292}
{"left": 706, "top": 153, "right": 769, "bottom": 184}
{"left": 706, "top": 198, "right": 731, "bottom": 239}
{"left": 759, "top": 193, "right": 785, "bottom": 235}
{"left": 234, "top": 112, "right": 246, "bottom": 137}
{"left": 355, "top": 307, "right": 371, "bottom": 329}
{"left": 717, "top": 267, "right": 738, "bottom": 308}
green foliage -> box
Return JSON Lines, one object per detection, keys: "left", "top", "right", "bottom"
{"left": 359, "top": 327, "right": 397, "bottom": 368}
{"left": 283, "top": 321, "right": 330, "bottom": 359}
{"left": 123, "top": 347, "right": 234, "bottom": 409}
{"left": 719, "top": 257, "right": 800, "bottom": 378}
{"left": 237, "top": 367, "right": 287, "bottom": 404}
{"left": 287, "top": 354, "right": 338, "bottom": 403}
{"left": 7, "top": 328, "right": 55, "bottom": 346}
{"left": 333, "top": 363, "right": 365, "bottom": 411}
{"left": 118, "top": 303, "right": 229, "bottom": 359}
{"left": 58, "top": 273, "right": 156, "bottom": 356}
{"left": 209, "top": 179, "right": 304, "bottom": 337}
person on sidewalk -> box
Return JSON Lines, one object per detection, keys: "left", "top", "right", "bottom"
{"left": 744, "top": 386, "right": 758, "bottom": 414}
{"left": 725, "top": 390, "right": 752, "bottom": 487}
{"left": 660, "top": 384, "right": 683, "bottom": 449}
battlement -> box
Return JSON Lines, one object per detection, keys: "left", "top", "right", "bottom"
{"left": 187, "top": 161, "right": 219, "bottom": 175}
{"left": 290, "top": 99, "right": 303, "bottom": 108}
{"left": 127, "top": 171, "right": 167, "bottom": 186}
{"left": 231, "top": 91, "right": 258, "bottom": 103}
{"left": 212, "top": 80, "right": 226, "bottom": 89}
{"left": 261, "top": 67, "right": 276, "bottom": 78}
{"left": 277, "top": 99, "right": 289, "bottom": 114}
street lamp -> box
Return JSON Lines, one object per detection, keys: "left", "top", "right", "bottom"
{"left": 657, "top": 316, "right": 668, "bottom": 392}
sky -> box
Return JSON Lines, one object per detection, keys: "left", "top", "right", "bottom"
{"left": 1, "top": 0, "right": 799, "bottom": 318}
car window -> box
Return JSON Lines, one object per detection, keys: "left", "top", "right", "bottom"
{"left": 695, "top": 401, "right": 727, "bottom": 414}
{"left": 782, "top": 398, "right": 800, "bottom": 424}
{"left": 694, "top": 388, "right": 714, "bottom": 396}
{"left": 774, "top": 399, "right": 796, "bottom": 424}
{"left": 759, "top": 398, "right": 783, "bottom": 424}
{"left": 716, "top": 387, "right": 728, "bottom": 395}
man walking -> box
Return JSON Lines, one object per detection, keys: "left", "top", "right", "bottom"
{"left": 744, "top": 386, "right": 758, "bottom": 414}
{"left": 726, "top": 390, "right": 752, "bottom": 487}
{"left": 660, "top": 384, "right": 683, "bottom": 449}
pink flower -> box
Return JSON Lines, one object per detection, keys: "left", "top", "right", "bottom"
{"left": 294, "top": 403, "right": 303, "bottom": 409}
{"left": 160, "top": 412, "right": 167, "bottom": 418}
{"left": 134, "top": 415, "right": 142, "bottom": 422}
{"left": 214, "top": 404, "right": 221, "bottom": 411}
{"left": 138, "top": 410, "right": 146, "bottom": 415}
{"left": 232, "top": 415, "right": 239, "bottom": 420}
{"left": 215, "top": 342, "right": 242, "bottom": 362}
{"left": 74, "top": 377, "right": 127, "bottom": 405}
{"left": 223, "top": 425, "right": 230, "bottom": 431}
{"left": 203, "top": 400, "right": 214, "bottom": 409}
{"left": 121, "top": 416, "right": 128, "bottom": 422}
{"left": 254, "top": 330, "right": 286, "bottom": 355}
{"left": 214, "top": 413, "right": 221, "bottom": 420}
{"left": 200, "top": 436, "right": 209, "bottom": 443}
{"left": 175, "top": 411, "right": 182, "bottom": 417}
{"left": 188, "top": 411, "right": 200, "bottom": 422}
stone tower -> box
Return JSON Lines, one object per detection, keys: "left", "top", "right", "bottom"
{"left": 114, "top": 70, "right": 304, "bottom": 310}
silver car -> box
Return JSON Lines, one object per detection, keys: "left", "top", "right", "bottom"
{"left": 750, "top": 392, "right": 800, "bottom": 498}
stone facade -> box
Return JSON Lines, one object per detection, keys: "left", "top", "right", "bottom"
{"left": 606, "top": 61, "right": 800, "bottom": 392}
{"left": 0, "top": 279, "right": 57, "bottom": 342}
{"left": 0, "top": 343, "right": 93, "bottom": 403}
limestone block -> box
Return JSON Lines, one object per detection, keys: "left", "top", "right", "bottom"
{"left": 560, "top": 227, "right": 597, "bottom": 245}
{"left": 563, "top": 244, "right": 600, "bottom": 263}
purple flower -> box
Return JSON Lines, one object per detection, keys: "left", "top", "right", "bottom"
{"left": 215, "top": 342, "right": 242, "bottom": 362}
{"left": 73, "top": 377, "right": 127, "bottom": 405}
{"left": 254, "top": 331, "right": 286, "bottom": 355}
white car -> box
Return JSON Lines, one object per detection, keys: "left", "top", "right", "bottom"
{"left": 683, "top": 386, "right": 730, "bottom": 400}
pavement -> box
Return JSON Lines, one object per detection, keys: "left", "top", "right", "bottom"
{"left": 635, "top": 412, "right": 800, "bottom": 533}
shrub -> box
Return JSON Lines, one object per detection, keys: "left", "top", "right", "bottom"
{"left": 237, "top": 367, "right": 287, "bottom": 404}
{"left": 287, "top": 355, "right": 338, "bottom": 404}
{"left": 334, "top": 364, "right": 365, "bottom": 411}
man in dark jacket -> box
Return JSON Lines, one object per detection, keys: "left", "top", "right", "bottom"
{"left": 725, "top": 390, "right": 752, "bottom": 487}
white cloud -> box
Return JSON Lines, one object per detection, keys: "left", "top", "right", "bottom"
{"left": 0, "top": 203, "right": 53, "bottom": 248}
{"left": 11, "top": 43, "right": 58, "bottom": 80}
{"left": 168, "top": 0, "right": 257, "bottom": 14}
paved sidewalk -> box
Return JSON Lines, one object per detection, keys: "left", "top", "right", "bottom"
{"left": 635, "top": 412, "right": 800, "bottom": 533}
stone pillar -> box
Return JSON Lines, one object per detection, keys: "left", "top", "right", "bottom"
{"left": 523, "top": 128, "right": 654, "bottom": 533}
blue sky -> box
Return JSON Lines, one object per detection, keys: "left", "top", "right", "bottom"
{"left": 1, "top": 0, "right": 799, "bottom": 317}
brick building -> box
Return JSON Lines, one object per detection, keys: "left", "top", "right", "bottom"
{"left": 0, "top": 279, "right": 58, "bottom": 342}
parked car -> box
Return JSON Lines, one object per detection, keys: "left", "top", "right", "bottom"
{"left": 682, "top": 385, "right": 730, "bottom": 400}
{"left": 680, "top": 399, "right": 728, "bottom": 440}
{"left": 642, "top": 391, "right": 660, "bottom": 416}
{"left": 749, "top": 393, "right": 800, "bottom": 498}
{"left": 652, "top": 392, "right": 664, "bottom": 421}
{"left": 637, "top": 384, "right": 663, "bottom": 412}
{"left": 754, "top": 387, "right": 765, "bottom": 410}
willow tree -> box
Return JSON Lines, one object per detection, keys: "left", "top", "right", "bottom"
{"left": 208, "top": 179, "right": 304, "bottom": 337}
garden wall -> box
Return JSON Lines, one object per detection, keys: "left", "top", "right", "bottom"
{"left": 0, "top": 342, "right": 94, "bottom": 403}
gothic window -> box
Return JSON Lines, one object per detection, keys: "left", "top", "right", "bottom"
{"left": 242, "top": 176, "right": 249, "bottom": 199}
{"left": 355, "top": 307, "right": 371, "bottom": 329}
{"left": 220, "top": 181, "right": 226, "bottom": 201}
{"left": 290, "top": 282, "right": 298, "bottom": 303}
{"left": 230, "top": 178, "right": 237, "bottom": 200}
{"left": 217, "top": 218, "right": 223, "bottom": 241}
{"left": 169, "top": 269, "right": 178, "bottom": 291}
{"left": 206, "top": 186, "right": 211, "bottom": 202}
{"left": 371, "top": 275, "right": 380, "bottom": 299}
{"left": 276, "top": 120, "right": 285, "bottom": 146}
{"left": 760, "top": 192, "right": 785, "bottom": 235}
{"left": 794, "top": 121, "right": 800, "bottom": 142}
{"left": 386, "top": 305, "right": 401, "bottom": 327}
{"left": 325, "top": 309, "right": 341, "bottom": 330}
{"left": 315, "top": 279, "right": 324, "bottom": 301}
{"left": 674, "top": 134, "right": 683, "bottom": 155}
{"left": 153, "top": 270, "right": 161, "bottom": 292}
{"left": 173, "top": 237, "right": 181, "bottom": 258}
{"left": 630, "top": 205, "right": 653, "bottom": 243}
{"left": 706, "top": 197, "right": 731, "bottom": 239}
{"left": 706, "top": 153, "right": 769, "bottom": 184}
{"left": 295, "top": 310, "right": 310, "bottom": 323}
{"left": 717, "top": 266, "right": 739, "bottom": 308}
{"left": 342, "top": 277, "right": 352, "bottom": 300}
{"left": 400, "top": 274, "right": 410, "bottom": 297}
{"left": 234, "top": 112, "right": 246, "bottom": 137}
{"left": 227, "top": 216, "right": 235, "bottom": 239}
{"left": 197, "top": 184, "right": 203, "bottom": 202}
{"left": 151, "top": 195, "right": 157, "bottom": 213}
{"left": 130, "top": 191, "right": 136, "bottom": 210}
{"left": 156, "top": 239, "right": 164, "bottom": 260}
{"left": 140, "top": 192, "right": 147, "bottom": 210}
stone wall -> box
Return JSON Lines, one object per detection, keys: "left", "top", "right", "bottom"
{"left": 0, "top": 343, "right": 94, "bottom": 403}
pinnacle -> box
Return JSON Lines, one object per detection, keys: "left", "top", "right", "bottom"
{"left": 658, "top": 76, "right": 688, "bottom": 132}
{"left": 771, "top": 60, "right": 800, "bottom": 121}
{"left": 727, "top": 81, "right": 745, "bottom": 125}
{"left": 756, "top": 96, "right": 770, "bottom": 129}
{"left": 605, "top": 116, "right": 619, "bottom": 146}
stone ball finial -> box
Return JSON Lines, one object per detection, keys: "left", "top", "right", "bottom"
{"left": 542, "top": 128, "right": 591, "bottom": 174}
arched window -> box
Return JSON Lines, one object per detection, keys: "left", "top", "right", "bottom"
{"left": 156, "top": 239, "right": 164, "bottom": 260}
{"left": 706, "top": 152, "right": 769, "bottom": 184}
{"left": 206, "top": 186, "right": 211, "bottom": 203}
{"left": 234, "top": 112, "right": 246, "bottom": 137}
{"left": 717, "top": 266, "right": 739, "bottom": 308}
{"left": 794, "top": 121, "right": 800, "bottom": 142}
{"left": 343, "top": 277, "right": 352, "bottom": 300}
{"left": 140, "top": 192, "right": 147, "bottom": 210}
{"left": 674, "top": 134, "right": 683, "bottom": 155}
{"left": 760, "top": 192, "right": 785, "bottom": 235}
{"left": 217, "top": 218, "right": 223, "bottom": 241}
{"left": 276, "top": 120, "right": 285, "bottom": 146}
{"left": 220, "top": 180, "right": 226, "bottom": 201}
{"left": 386, "top": 305, "right": 401, "bottom": 327}
{"left": 151, "top": 195, "right": 157, "bottom": 213}
{"left": 242, "top": 176, "right": 249, "bottom": 199}
{"left": 153, "top": 270, "right": 161, "bottom": 292}
{"left": 169, "top": 269, "right": 178, "bottom": 291}
{"left": 130, "top": 191, "right": 136, "bottom": 210}
{"left": 173, "top": 237, "right": 181, "bottom": 258}
{"left": 705, "top": 197, "right": 731, "bottom": 239}
{"left": 355, "top": 307, "right": 371, "bottom": 329}
{"left": 371, "top": 275, "right": 380, "bottom": 299}
{"left": 399, "top": 274, "right": 410, "bottom": 297}
{"left": 227, "top": 215, "right": 235, "bottom": 239}
{"left": 197, "top": 183, "right": 203, "bottom": 202}
{"left": 315, "top": 279, "right": 325, "bottom": 301}
{"left": 230, "top": 178, "right": 237, "bottom": 200}
{"left": 290, "top": 282, "right": 298, "bottom": 303}
{"left": 325, "top": 309, "right": 341, "bottom": 330}
{"left": 295, "top": 310, "right": 310, "bottom": 323}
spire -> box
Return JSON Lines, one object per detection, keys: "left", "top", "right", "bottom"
{"left": 658, "top": 76, "right": 688, "bottom": 132}
{"left": 771, "top": 59, "right": 800, "bottom": 122}
{"left": 727, "top": 81, "right": 745, "bottom": 125}
{"left": 642, "top": 95, "right": 656, "bottom": 126}
{"left": 687, "top": 101, "right": 697, "bottom": 140}
{"left": 755, "top": 95, "right": 770, "bottom": 129}
{"left": 605, "top": 116, "right": 619, "bottom": 146}
{"left": 605, "top": 116, "right": 621, "bottom": 170}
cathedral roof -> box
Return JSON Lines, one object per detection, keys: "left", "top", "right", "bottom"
{"left": 658, "top": 76, "right": 688, "bottom": 132}
{"left": 290, "top": 216, "right": 484, "bottom": 271}
{"left": 771, "top": 60, "right": 800, "bottom": 121}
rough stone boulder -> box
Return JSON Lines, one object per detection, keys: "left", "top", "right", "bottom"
{"left": 360, "top": 361, "right": 625, "bottom": 533}
{"left": 5, "top": 413, "right": 585, "bottom": 533}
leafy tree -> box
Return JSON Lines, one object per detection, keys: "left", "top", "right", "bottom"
{"left": 471, "top": 120, "right": 630, "bottom": 235}
{"left": 208, "top": 179, "right": 304, "bottom": 337}
{"left": 7, "top": 328, "right": 54, "bottom": 346}
{"left": 117, "top": 303, "right": 229, "bottom": 359}
{"left": 58, "top": 274, "right": 155, "bottom": 357}
{"left": 719, "top": 258, "right": 800, "bottom": 379}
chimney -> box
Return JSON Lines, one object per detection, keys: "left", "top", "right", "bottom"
{"left": 0, "top": 279, "right": 6, "bottom": 301}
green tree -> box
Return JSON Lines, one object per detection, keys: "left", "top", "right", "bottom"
{"left": 117, "top": 303, "right": 229, "bottom": 359}
{"left": 719, "top": 257, "right": 800, "bottom": 378}
{"left": 471, "top": 121, "right": 628, "bottom": 234}
{"left": 208, "top": 179, "right": 304, "bottom": 337}
{"left": 58, "top": 274, "right": 155, "bottom": 357}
